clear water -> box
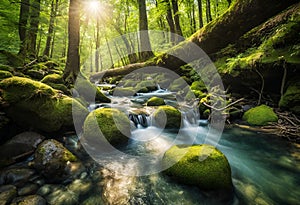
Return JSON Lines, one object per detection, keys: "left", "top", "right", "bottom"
{"left": 81, "top": 92, "right": 300, "bottom": 205}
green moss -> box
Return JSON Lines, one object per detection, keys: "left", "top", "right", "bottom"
{"left": 46, "top": 83, "right": 70, "bottom": 95}
{"left": 203, "top": 109, "right": 211, "bottom": 119}
{"left": 0, "top": 77, "right": 88, "bottom": 132}
{"left": 83, "top": 108, "right": 131, "bottom": 146}
{"left": 25, "top": 69, "right": 45, "bottom": 80}
{"left": 279, "top": 81, "right": 300, "bottom": 114}
{"left": 136, "top": 80, "right": 157, "bottom": 92}
{"left": 168, "top": 78, "right": 188, "bottom": 92}
{"left": 41, "top": 74, "right": 63, "bottom": 84}
{"left": 0, "top": 64, "right": 14, "bottom": 72}
{"left": 162, "top": 144, "right": 232, "bottom": 190}
{"left": 0, "top": 77, "right": 55, "bottom": 103}
{"left": 0, "top": 70, "right": 13, "bottom": 81}
{"left": 242, "top": 105, "right": 278, "bottom": 126}
{"left": 153, "top": 105, "right": 181, "bottom": 129}
{"left": 75, "top": 76, "right": 111, "bottom": 103}
{"left": 190, "top": 81, "right": 206, "bottom": 91}
{"left": 146, "top": 97, "right": 165, "bottom": 106}
{"left": 112, "top": 87, "right": 136, "bottom": 96}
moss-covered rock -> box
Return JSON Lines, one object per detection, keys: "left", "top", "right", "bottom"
{"left": 279, "top": 81, "right": 300, "bottom": 114}
{"left": 25, "top": 70, "right": 45, "bottom": 80}
{"left": 112, "top": 87, "right": 136, "bottom": 96}
{"left": 0, "top": 185, "right": 17, "bottom": 205}
{"left": 146, "top": 97, "right": 165, "bottom": 106}
{"left": 41, "top": 74, "right": 63, "bottom": 84}
{"left": 190, "top": 81, "right": 206, "bottom": 91}
{"left": 75, "top": 76, "right": 111, "bottom": 103}
{"left": 242, "top": 104, "right": 278, "bottom": 126}
{"left": 46, "top": 83, "right": 70, "bottom": 95}
{"left": 34, "top": 139, "right": 78, "bottom": 182}
{"left": 168, "top": 78, "right": 188, "bottom": 92}
{"left": 83, "top": 108, "right": 131, "bottom": 146}
{"left": 162, "top": 144, "right": 232, "bottom": 191}
{"left": 0, "top": 70, "right": 13, "bottom": 81}
{"left": 136, "top": 80, "right": 157, "bottom": 92}
{"left": 153, "top": 105, "right": 181, "bottom": 129}
{"left": 0, "top": 77, "right": 88, "bottom": 132}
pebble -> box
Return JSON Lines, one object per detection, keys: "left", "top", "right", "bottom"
{"left": 11, "top": 195, "right": 46, "bottom": 205}
{"left": 18, "top": 183, "right": 39, "bottom": 196}
{"left": 0, "top": 185, "right": 17, "bottom": 205}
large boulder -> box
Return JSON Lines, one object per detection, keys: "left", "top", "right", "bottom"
{"left": 0, "top": 77, "right": 88, "bottom": 132}
{"left": 153, "top": 105, "right": 182, "bottom": 129}
{"left": 242, "top": 104, "right": 278, "bottom": 126}
{"left": 162, "top": 144, "right": 233, "bottom": 191}
{"left": 279, "top": 80, "right": 300, "bottom": 114}
{"left": 0, "top": 132, "right": 44, "bottom": 167}
{"left": 75, "top": 76, "right": 110, "bottom": 103}
{"left": 34, "top": 139, "right": 80, "bottom": 183}
{"left": 83, "top": 108, "right": 131, "bottom": 146}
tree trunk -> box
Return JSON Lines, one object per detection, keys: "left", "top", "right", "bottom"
{"left": 18, "top": 0, "right": 30, "bottom": 58}
{"left": 28, "top": 0, "right": 41, "bottom": 57}
{"left": 171, "top": 0, "right": 183, "bottom": 42}
{"left": 95, "top": 17, "right": 100, "bottom": 73}
{"left": 138, "top": 0, "right": 154, "bottom": 61}
{"left": 162, "top": 0, "right": 176, "bottom": 43}
{"left": 206, "top": 0, "right": 212, "bottom": 23}
{"left": 63, "top": 0, "right": 80, "bottom": 84}
{"left": 44, "top": 0, "right": 58, "bottom": 57}
{"left": 91, "top": 0, "right": 298, "bottom": 80}
{"left": 197, "top": 0, "right": 204, "bottom": 28}
{"left": 105, "top": 35, "right": 114, "bottom": 68}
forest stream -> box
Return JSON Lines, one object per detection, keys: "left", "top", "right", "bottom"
{"left": 58, "top": 89, "right": 300, "bottom": 205}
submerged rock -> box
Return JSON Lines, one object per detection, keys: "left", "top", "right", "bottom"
{"left": 242, "top": 104, "right": 278, "bottom": 126}
{"left": 279, "top": 80, "right": 300, "bottom": 114}
{"left": 0, "top": 185, "right": 17, "bottom": 205}
{"left": 0, "top": 77, "right": 88, "bottom": 132}
{"left": 146, "top": 97, "right": 165, "bottom": 106}
{"left": 0, "top": 168, "right": 36, "bottom": 186}
{"left": 11, "top": 195, "right": 46, "bottom": 205}
{"left": 162, "top": 144, "right": 233, "bottom": 191}
{"left": 34, "top": 139, "right": 79, "bottom": 183}
{"left": 83, "top": 108, "right": 131, "bottom": 146}
{"left": 153, "top": 105, "right": 182, "bottom": 129}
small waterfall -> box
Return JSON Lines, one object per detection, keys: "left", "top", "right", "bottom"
{"left": 129, "top": 113, "right": 151, "bottom": 128}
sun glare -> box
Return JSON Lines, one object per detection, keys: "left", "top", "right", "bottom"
{"left": 87, "top": 0, "right": 102, "bottom": 15}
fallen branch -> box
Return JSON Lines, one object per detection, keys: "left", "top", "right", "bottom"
{"left": 203, "top": 98, "right": 244, "bottom": 111}
{"left": 24, "top": 59, "right": 37, "bottom": 68}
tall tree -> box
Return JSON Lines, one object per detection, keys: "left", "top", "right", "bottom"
{"left": 28, "top": 0, "right": 41, "bottom": 57}
{"left": 197, "top": 0, "right": 204, "bottom": 28}
{"left": 44, "top": 0, "right": 59, "bottom": 57}
{"left": 138, "top": 0, "right": 154, "bottom": 61}
{"left": 206, "top": 0, "right": 212, "bottom": 23}
{"left": 162, "top": 0, "right": 176, "bottom": 43}
{"left": 171, "top": 0, "right": 183, "bottom": 42}
{"left": 63, "top": 0, "right": 80, "bottom": 84}
{"left": 18, "top": 0, "right": 30, "bottom": 58}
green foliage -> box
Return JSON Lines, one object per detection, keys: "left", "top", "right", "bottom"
{"left": 83, "top": 108, "right": 131, "bottom": 146}
{"left": 243, "top": 105, "right": 278, "bottom": 126}
{"left": 162, "top": 144, "right": 232, "bottom": 190}
{"left": 146, "top": 97, "right": 165, "bottom": 106}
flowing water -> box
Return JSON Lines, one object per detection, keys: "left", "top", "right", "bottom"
{"left": 79, "top": 89, "right": 300, "bottom": 205}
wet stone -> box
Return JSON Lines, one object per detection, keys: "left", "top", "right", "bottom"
{"left": 11, "top": 195, "right": 46, "bottom": 205}
{"left": 18, "top": 183, "right": 39, "bottom": 196}
{"left": 0, "top": 185, "right": 17, "bottom": 205}
{"left": 0, "top": 168, "right": 36, "bottom": 186}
